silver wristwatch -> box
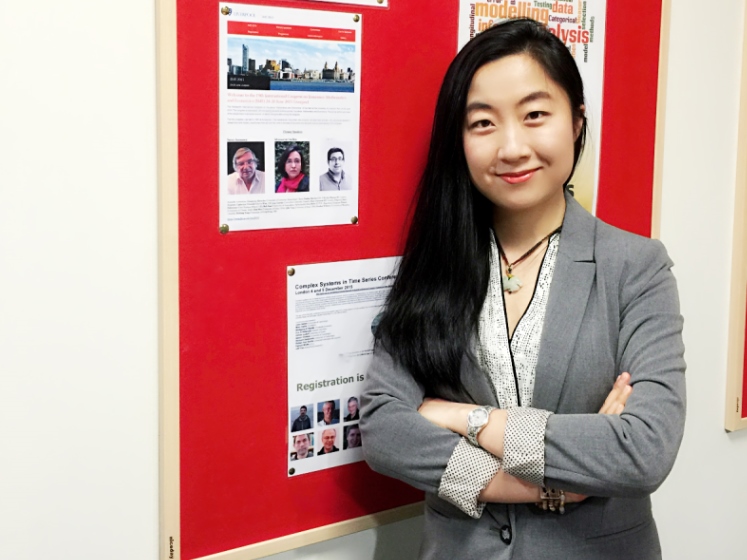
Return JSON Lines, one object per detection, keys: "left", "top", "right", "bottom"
{"left": 466, "top": 406, "right": 495, "bottom": 447}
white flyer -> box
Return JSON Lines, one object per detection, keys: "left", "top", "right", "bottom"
{"left": 219, "top": 3, "right": 362, "bottom": 231}
{"left": 457, "top": 0, "right": 607, "bottom": 213}
{"left": 286, "top": 257, "right": 398, "bottom": 475}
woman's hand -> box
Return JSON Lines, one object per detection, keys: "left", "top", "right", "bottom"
{"left": 598, "top": 372, "right": 633, "bottom": 415}
{"left": 478, "top": 470, "right": 588, "bottom": 504}
{"left": 478, "top": 470, "right": 539, "bottom": 503}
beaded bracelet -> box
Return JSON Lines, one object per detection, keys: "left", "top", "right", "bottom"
{"left": 536, "top": 487, "right": 566, "bottom": 514}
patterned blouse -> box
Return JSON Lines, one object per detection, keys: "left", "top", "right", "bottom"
{"left": 438, "top": 231, "right": 560, "bottom": 518}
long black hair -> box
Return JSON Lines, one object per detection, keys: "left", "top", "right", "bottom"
{"left": 374, "top": 19, "right": 587, "bottom": 394}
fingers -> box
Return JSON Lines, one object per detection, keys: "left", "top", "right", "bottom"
{"left": 598, "top": 372, "right": 633, "bottom": 415}
{"left": 564, "top": 492, "right": 588, "bottom": 504}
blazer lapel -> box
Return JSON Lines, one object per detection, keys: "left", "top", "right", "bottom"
{"left": 533, "top": 194, "right": 596, "bottom": 412}
{"left": 459, "top": 353, "right": 499, "bottom": 406}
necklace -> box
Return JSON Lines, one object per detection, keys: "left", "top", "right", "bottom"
{"left": 496, "top": 226, "right": 562, "bottom": 294}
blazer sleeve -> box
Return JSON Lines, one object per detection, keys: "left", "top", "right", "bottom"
{"left": 359, "top": 347, "right": 463, "bottom": 493}
{"left": 543, "top": 238, "right": 686, "bottom": 497}
{"left": 362, "top": 346, "right": 507, "bottom": 518}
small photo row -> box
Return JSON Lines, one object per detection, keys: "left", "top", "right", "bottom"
{"left": 226, "top": 140, "right": 354, "bottom": 195}
{"left": 289, "top": 397, "right": 361, "bottom": 432}
{"left": 289, "top": 424, "right": 362, "bottom": 461}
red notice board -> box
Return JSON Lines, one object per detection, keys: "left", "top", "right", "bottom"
{"left": 157, "top": 1, "right": 669, "bottom": 558}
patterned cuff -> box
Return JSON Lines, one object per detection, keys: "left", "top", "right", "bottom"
{"left": 438, "top": 438, "right": 501, "bottom": 519}
{"left": 502, "top": 407, "right": 553, "bottom": 486}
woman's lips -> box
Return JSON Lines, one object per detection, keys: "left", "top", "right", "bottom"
{"left": 499, "top": 168, "right": 538, "bottom": 184}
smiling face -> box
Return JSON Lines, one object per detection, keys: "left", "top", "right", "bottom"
{"left": 321, "top": 429, "right": 336, "bottom": 452}
{"left": 285, "top": 151, "right": 302, "bottom": 179}
{"left": 235, "top": 150, "right": 257, "bottom": 184}
{"left": 462, "top": 53, "right": 582, "bottom": 217}
{"left": 322, "top": 402, "right": 334, "bottom": 423}
{"left": 328, "top": 150, "right": 344, "bottom": 174}
{"left": 347, "top": 398, "right": 358, "bottom": 417}
{"left": 346, "top": 426, "right": 361, "bottom": 448}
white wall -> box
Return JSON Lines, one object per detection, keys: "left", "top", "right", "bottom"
{"left": 0, "top": 1, "right": 159, "bottom": 558}
{"left": 0, "top": 1, "right": 744, "bottom": 559}
{"left": 654, "top": 1, "right": 747, "bottom": 558}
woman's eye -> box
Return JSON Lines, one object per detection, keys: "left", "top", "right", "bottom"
{"left": 526, "top": 111, "right": 546, "bottom": 121}
{"left": 469, "top": 119, "right": 493, "bottom": 129}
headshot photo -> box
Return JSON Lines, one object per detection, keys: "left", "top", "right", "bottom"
{"left": 290, "top": 403, "right": 314, "bottom": 432}
{"left": 275, "top": 141, "right": 310, "bottom": 193}
{"left": 290, "top": 432, "right": 314, "bottom": 461}
{"left": 343, "top": 396, "right": 360, "bottom": 422}
{"left": 319, "top": 147, "right": 351, "bottom": 191}
{"left": 317, "top": 428, "right": 339, "bottom": 455}
{"left": 343, "top": 424, "right": 361, "bottom": 450}
{"left": 317, "top": 400, "right": 339, "bottom": 426}
{"left": 226, "top": 141, "right": 265, "bottom": 195}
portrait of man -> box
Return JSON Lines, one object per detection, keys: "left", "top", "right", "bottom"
{"left": 344, "top": 424, "right": 361, "bottom": 450}
{"left": 317, "top": 400, "right": 339, "bottom": 426}
{"left": 344, "top": 396, "right": 359, "bottom": 422}
{"left": 319, "top": 147, "right": 351, "bottom": 191}
{"left": 317, "top": 428, "right": 339, "bottom": 455}
{"left": 291, "top": 405, "right": 312, "bottom": 432}
{"left": 290, "top": 433, "right": 313, "bottom": 461}
{"left": 227, "top": 146, "right": 265, "bottom": 194}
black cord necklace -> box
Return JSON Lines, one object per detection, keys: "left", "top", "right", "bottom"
{"left": 496, "top": 226, "right": 562, "bottom": 293}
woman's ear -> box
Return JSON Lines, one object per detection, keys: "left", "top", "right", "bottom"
{"left": 574, "top": 104, "right": 586, "bottom": 140}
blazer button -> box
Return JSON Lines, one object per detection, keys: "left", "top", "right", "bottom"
{"left": 500, "top": 525, "right": 512, "bottom": 544}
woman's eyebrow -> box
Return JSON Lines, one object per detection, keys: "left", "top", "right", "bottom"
{"left": 517, "top": 90, "right": 551, "bottom": 106}
{"left": 465, "top": 101, "right": 493, "bottom": 115}
{"left": 465, "top": 91, "right": 551, "bottom": 115}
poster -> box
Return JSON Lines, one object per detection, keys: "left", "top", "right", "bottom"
{"left": 219, "top": 4, "right": 362, "bottom": 231}
{"left": 286, "top": 257, "right": 398, "bottom": 475}
{"left": 457, "top": 0, "right": 607, "bottom": 212}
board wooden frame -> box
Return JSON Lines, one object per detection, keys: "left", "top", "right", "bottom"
{"left": 650, "top": 0, "right": 671, "bottom": 240}
{"left": 157, "top": 0, "right": 181, "bottom": 559}
{"left": 724, "top": 3, "right": 747, "bottom": 433}
{"left": 156, "top": 1, "right": 673, "bottom": 557}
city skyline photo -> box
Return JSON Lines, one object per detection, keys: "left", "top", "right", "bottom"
{"left": 227, "top": 36, "right": 356, "bottom": 74}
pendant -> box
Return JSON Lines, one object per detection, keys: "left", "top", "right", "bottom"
{"left": 502, "top": 274, "right": 523, "bottom": 293}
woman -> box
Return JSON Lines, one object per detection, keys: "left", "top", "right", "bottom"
{"left": 275, "top": 145, "right": 310, "bottom": 193}
{"left": 360, "top": 19, "right": 685, "bottom": 560}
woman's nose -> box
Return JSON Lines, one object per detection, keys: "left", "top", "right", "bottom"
{"left": 497, "top": 124, "right": 531, "bottom": 162}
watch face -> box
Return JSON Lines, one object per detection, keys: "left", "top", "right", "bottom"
{"left": 469, "top": 408, "right": 488, "bottom": 426}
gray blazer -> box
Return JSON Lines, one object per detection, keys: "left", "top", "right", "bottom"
{"left": 360, "top": 195, "right": 686, "bottom": 560}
